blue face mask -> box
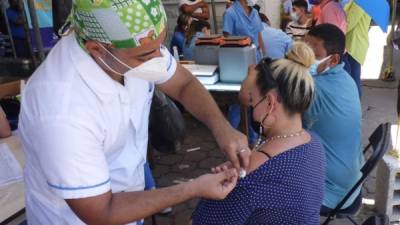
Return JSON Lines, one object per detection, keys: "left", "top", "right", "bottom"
{"left": 309, "top": 55, "right": 331, "bottom": 76}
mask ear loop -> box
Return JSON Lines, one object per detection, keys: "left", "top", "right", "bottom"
{"left": 98, "top": 44, "right": 133, "bottom": 70}
{"left": 97, "top": 56, "right": 125, "bottom": 76}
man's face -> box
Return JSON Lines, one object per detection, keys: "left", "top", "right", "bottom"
{"left": 87, "top": 29, "right": 167, "bottom": 74}
{"left": 304, "top": 34, "right": 335, "bottom": 73}
{"left": 293, "top": 6, "right": 305, "bottom": 18}
{"left": 304, "top": 35, "right": 327, "bottom": 60}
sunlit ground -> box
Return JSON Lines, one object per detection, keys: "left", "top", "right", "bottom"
{"left": 361, "top": 25, "right": 393, "bottom": 80}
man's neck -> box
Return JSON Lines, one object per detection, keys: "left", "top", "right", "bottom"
{"left": 298, "top": 15, "right": 308, "bottom": 25}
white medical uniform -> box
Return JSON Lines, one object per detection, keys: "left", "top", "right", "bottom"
{"left": 18, "top": 32, "right": 176, "bottom": 225}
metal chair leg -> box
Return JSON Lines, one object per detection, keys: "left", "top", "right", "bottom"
{"left": 152, "top": 215, "right": 157, "bottom": 225}
{"left": 346, "top": 215, "right": 359, "bottom": 225}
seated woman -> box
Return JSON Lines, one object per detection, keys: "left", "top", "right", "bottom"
{"left": 182, "top": 20, "right": 210, "bottom": 60}
{"left": 191, "top": 42, "right": 326, "bottom": 225}
{"left": 170, "top": 13, "right": 192, "bottom": 57}
{"left": 0, "top": 106, "right": 11, "bottom": 138}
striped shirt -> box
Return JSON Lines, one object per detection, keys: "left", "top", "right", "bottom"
{"left": 286, "top": 20, "right": 312, "bottom": 40}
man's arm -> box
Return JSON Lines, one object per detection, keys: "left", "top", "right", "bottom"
{"left": 157, "top": 65, "right": 251, "bottom": 171}
{"left": 258, "top": 32, "right": 265, "bottom": 57}
{"left": 191, "top": 3, "right": 210, "bottom": 20}
{"left": 67, "top": 169, "right": 238, "bottom": 225}
{"left": 180, "top": 1, "right": 205, "bottom": 15}
{"left": 0, "top": 107, "right": 11, "bottom": 138}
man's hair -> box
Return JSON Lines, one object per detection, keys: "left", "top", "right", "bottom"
{"left": 307, "top": 23, "right": 346, "bottom": 61}
{"left": 292, "top": 0, "right": 308, "bottom": 11}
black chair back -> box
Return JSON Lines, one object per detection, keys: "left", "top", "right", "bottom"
{"left": 322, "top": 123, "right": 392, "bottom": 225}
{"left": 361, "top": 123, "right": 391, "bottom": 175}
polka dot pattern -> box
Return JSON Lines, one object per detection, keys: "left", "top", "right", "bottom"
{"left": 192, "top": 132, "right": 326, "bottom": 225}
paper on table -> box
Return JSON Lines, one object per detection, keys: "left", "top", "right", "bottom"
{"left": 0, "top": 143, "right": 22, "bottom": 186}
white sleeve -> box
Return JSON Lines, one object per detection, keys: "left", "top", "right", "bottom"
{"left": 32, "top": 118, "right": 110, "bottom": 199}
{"left": 155, "top": 46, "right": 177, "bottom": 85}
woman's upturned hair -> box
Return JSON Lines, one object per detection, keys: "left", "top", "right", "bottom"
{"left": 255, "top": 41, "right": 315, "bottom": 115}
{"left": 185, "top": 20, "right": 210, "bottom": 45}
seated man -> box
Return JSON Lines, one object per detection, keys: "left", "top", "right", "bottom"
{"left": 304, "top": 23, "right": 363, "bottom": 212}
{"left": 286, "top": 0, "right": 312, "bottom": 41}
{"left": 0, "top": 106, "right": 11, "bottom": 138}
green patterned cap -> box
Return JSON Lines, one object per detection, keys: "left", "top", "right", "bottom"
{"left": 69, "top": 0, "right": 167, "bottom": 48}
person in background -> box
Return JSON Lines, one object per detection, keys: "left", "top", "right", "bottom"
{"left": 223, "top": 0, "right": 265, "bottom": 62}
{"left": 170, "top": 14, "right": 192, "bottom": 57}
{"left": 304, "top": 24, "right": 362, "bottom": 213}
{"left": 343, "top": 0, "right": 371, "bottom": 97}
{"left": 0, "top": 106, "right": 11, "bottom": 138}
{"left": 280, "top": 0, "right": 293, "bottom": 30}
{"left": 182, "top": 20, "right": 211, "bottom": 60}
{"left": 191, "top": 42, "right": 326, "bottom": 225}
{"left": 310, "top": 0, "right": 347, "bottom": 33}
{"left": 310, "top": 4, "right": 321, "bottom": 25}
{"left": 226, "top": 0, "right": 233, "bottom": 9}
{"left": 286, "top": 0, "right": 312, "bottom": 40}
{"left": 259, "top": 13, "right": 293, "bottom": 59}
{"left": 179, "top": 0, "right": 210, "bottom": 21}
{"left": 223, "top": 0, "right": 265, "bottom": 145}
{"left": 6, "top": 0, "right": 29, "bottom": 58}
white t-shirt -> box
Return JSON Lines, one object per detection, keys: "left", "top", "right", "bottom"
{"left": 19, "top": 32, "right": 177, "bottom": 225}
{"left": 179, "top": 0, "right": 203, "bottom": 14}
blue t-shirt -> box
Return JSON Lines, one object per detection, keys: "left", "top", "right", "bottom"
{"left": 169, "top": 31, "right": 185, "bottom": 56}
{"left": 261, "top": 23, "right": 293, "bottom": 59}
{"left": 223, "top": 1, "right": 263, "bottom": 61}
{"left": 303, "top": 63, "right": 363, "bottom": 209}
{"left": 182, "top": 32, "right": 204, "bottom": 60}
{"left": 192, "top": 133, "right": 326, "bottom": 225}
{"left": 6, "top": 8, "right": 26, "bottom": 39}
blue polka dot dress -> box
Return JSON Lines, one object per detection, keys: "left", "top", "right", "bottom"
{"left": 192, "top": 132, "right": 326, "bottom": 225}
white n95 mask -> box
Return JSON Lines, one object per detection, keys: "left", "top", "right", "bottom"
{"left": 98, "top": 45, "right": 171, "bottom": 82}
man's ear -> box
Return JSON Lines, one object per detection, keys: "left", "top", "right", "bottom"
{"left": 328, "top": 54, "right": 341, "bottom": 67}
{"left": 85, "top": 41, "right": 104, "bottom": 58}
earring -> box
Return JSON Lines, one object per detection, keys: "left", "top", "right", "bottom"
{"left": 255, "top": 112, "right": 269, "bottom": 149}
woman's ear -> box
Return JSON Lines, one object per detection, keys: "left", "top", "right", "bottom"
{"left": 266, "top": 91, "right": 279, "bottom": 111}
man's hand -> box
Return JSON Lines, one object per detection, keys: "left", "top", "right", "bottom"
{"left": 214, "top": 125, "right": 251, "bottom": 172}
{"left": 190, "top": 169, "right": 238, "bottom": 200}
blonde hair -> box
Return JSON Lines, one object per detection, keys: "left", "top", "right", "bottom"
{"left": 256, "top": 41, "right": 315, "bottom": 115}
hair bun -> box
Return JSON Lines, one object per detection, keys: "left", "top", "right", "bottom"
{"left": 286, "top": 41, "right": 315, "bottom": 68}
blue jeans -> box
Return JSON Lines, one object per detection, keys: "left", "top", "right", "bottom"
{"left": 227, "top": 104, "right": 258, "bottom": 145}
{"left": 343, "top": 53, "right": 361, "bottom": 98}
{"left": 144, "top": 162, "right": 156, "bottom": 190}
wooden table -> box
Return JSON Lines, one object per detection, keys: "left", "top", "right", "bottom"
{"left": 0, "top": 135, "right": 25, "bottom": 223}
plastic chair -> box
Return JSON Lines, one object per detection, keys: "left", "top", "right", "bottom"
{"left": 321, "top": 123, "right": 392, "bottom": 225}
